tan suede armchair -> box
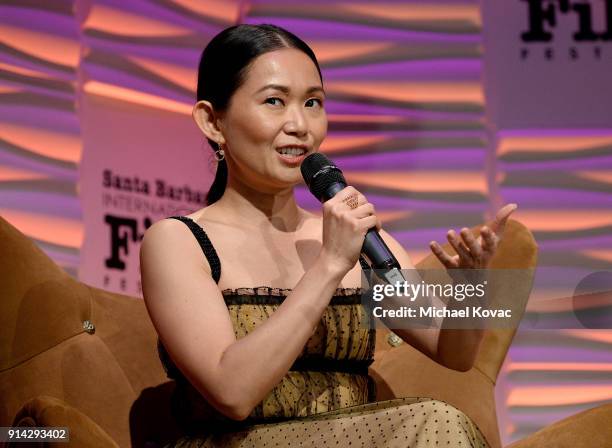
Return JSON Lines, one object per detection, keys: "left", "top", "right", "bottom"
{"left": 1, "top": 215, "right": 610, "bottom": 447}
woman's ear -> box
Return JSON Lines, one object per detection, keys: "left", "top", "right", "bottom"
{"left": 192, "top": 101, "right": 226, "bottom": 145}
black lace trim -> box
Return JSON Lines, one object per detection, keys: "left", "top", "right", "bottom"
{"left": 168, "top": 216, "right": 221, "bottom": 284}
{"left": 221, "top": 286, "right": 364, "bottom": 296}
{"left": 290, "top": 357, "right": 373, "bottom": 375}
{"left": 221, "top": 286, "right": 365, "bottom": 305}
{"left": 160, "top": 343, "right": 375, "bottom": 379}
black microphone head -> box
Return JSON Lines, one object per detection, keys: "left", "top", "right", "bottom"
{"left": 301, "top": 152, "right": 347, "bottom": 201}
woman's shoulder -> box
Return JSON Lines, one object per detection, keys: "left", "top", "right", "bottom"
{"left": 141, "top": 206, "right": 226, "bottom": 257}
{"left": 141, "top": 215, "right": 203, "bottom": 256}
{"left": 140, "top": 212, "right": 218, "bottom": 279}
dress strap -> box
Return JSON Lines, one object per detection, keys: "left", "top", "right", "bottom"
{"left": 168, "top": 216, "right": 221, "bottom": 284}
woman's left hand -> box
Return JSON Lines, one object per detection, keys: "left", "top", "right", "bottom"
{"left": 429, "top": 203, "right": 518, "bottom": 270}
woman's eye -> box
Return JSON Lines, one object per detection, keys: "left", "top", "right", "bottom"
{"left": 265, "top": 97, "right": 283, "bottom": 106}
{"left": 306, "top": 98, "right": 323, "bottom": 108}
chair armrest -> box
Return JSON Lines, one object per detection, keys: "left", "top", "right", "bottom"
{"left": 506, "top": 403, "right": 612, "bottom": 448}
{"left": 11, "top": 395, "right": 119, "bottom": 448}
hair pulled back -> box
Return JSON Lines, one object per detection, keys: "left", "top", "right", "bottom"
{"left": 197, "top": 24, "right": 323, "bottom": 205}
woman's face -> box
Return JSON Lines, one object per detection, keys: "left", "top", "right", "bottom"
{"left": 218, "top": 48, "right": 327, "bottom": 192}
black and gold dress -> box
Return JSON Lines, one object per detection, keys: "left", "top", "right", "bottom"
{"left": 158, "top": 216, "right": 488, "bottom": 447}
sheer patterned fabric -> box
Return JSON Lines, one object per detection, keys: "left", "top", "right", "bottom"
{"left": 159, "top": 287, "right": 376, "bottom": 432}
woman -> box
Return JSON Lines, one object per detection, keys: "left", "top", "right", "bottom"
{"left": 140, "top": 24, "right": 515, "bottom": 447}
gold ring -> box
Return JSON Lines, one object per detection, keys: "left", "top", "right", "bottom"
{"left": 342, "top": 193, "right": 359, "bottom": 210}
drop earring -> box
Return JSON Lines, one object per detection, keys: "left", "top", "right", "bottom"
{"left": 214, "top": 143, "right": 225, "bottom": 161}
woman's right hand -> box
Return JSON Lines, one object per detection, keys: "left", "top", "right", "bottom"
{"left": 319, "top": 186, "right": 382, "bottom": 275}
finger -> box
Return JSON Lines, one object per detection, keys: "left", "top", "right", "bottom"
{"left": 336, "top": 186, "right": 359, "bottom": 205}
{"left": 375, "top": 217, "right": 382, "bottom": 231}
{"left": 430, "top": 241, "right": 459, "bottom": 269}
{"left": 447, "top": 229, "right": 472, "bottom": 261}
{"left": 490, "top": 203, "right": 518, "bottom": 233}
{"left": 350, "top": 202, "right": 375, "bottom": 218}
{"left": 357, "top": 192, "right": 368, "bottom": 206}
{"left": 342, "top": 193, "right": 369, "bottom": 213}
{"left": 339, "top": 194, "right": 359, "bottom": 211}
{"left": 430, "top": 241, "right": 456, "bottom": 268}
{"left": 358, "top": 215, "right": 379, "bottom": 235}
{"left": 480, "top": 226, "right": 498, "bottom": 253}
{"left": 460, "top": 227, "right": 482, "bottom": 260}
{"left": 348, "top": 188, "right": 367, "bottom": 205}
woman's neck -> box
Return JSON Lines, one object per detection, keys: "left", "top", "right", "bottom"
{"left": 207, "top": 175, "right": 305, "bottom": 233}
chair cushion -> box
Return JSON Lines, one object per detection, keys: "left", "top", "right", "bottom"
{"left": 13, "top": 395, "right": 119, "bottom": 447}
{"left": 0, "top": 215, "right": 92, "bottom": 371}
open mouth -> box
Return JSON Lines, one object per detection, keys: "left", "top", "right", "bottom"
{"left": 275, "top": 147, "right": 307, "bottom": 158}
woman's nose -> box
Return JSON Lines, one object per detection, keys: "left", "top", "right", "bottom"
{"left": 283, "top": 106, "right": 307, "bottom": 136}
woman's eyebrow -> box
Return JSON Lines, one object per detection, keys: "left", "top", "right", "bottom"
{"left": 255, "top": 84, "right": 325, "bottom": 95}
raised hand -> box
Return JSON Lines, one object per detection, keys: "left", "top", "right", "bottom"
{"left": 429, "top": 203, "right": 517, "bottom": 271}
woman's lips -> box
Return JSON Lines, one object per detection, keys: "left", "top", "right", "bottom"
{"left": 276, "top": 151, "right": 307, "bottom": 165}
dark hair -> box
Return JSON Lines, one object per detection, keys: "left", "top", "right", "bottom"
{"left": 196, "top": 24, "right": 323, "bottom": 205}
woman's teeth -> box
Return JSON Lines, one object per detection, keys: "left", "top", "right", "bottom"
{"left": 277, "top": 147, "right": 306, "bottom": 156}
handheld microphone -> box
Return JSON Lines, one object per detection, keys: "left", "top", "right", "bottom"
{"left": 301, "top": 152, "right": 406, "bottom": 285}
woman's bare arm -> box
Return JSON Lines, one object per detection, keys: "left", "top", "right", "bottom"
{"left": 140, "top": 218, "right": 346, "bottom": 421}
{"left": 375, "top": 229, "right": 484, "bottom": 372}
